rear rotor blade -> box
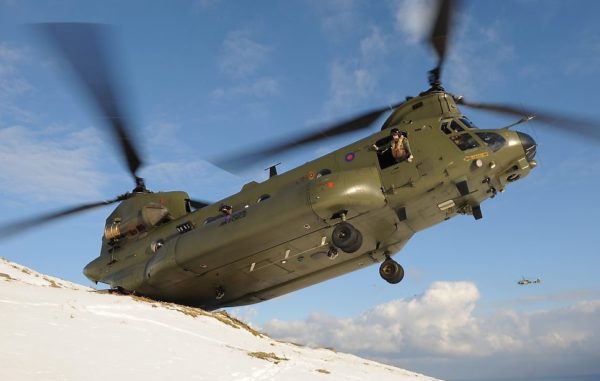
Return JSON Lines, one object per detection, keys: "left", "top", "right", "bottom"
{"left": 35, "top": 23, "right": 144, "bottom": 185}
{"left": 456, "top": 98, "right": 600, "bottom": 141}
{"left": 211, "top": 102, "right": 403, "bottom": 172}
{"left": 0, "top": 198, "right": 122, "bottom": 240}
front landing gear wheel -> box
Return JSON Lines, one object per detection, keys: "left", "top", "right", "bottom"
{"left": 379, "top": 258, "right": 404, "bottom": 284}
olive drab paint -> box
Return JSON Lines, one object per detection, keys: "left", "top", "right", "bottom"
{"left": 83, "top": 90, "right": 536, "bottom": 310}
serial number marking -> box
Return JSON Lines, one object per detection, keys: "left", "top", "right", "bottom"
{"left": 463, "top": 151, "right": 489, "bottom": 161}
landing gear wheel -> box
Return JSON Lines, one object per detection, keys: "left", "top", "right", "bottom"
{"left": 379, "top": 259, "right": 404, "bottom": 284}
{"left": 331, "top": 222, "right": 363, "bottom": 253}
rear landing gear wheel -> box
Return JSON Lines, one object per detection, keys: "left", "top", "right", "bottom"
{"left": 332, "top": 222, "right": 363, "bottom": 253}
{"left": 379, "top": 258, "right": 404, "bottom": 284}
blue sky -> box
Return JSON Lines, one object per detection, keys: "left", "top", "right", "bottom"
{"left": 1, "top": 1, "right": 599, "bottom": 380}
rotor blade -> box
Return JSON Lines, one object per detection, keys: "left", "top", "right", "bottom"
{"left": 428, "top": 0, "right": 457, "bottom": 86}
{"left": 456, "top": 98, "right": 600, "bottom": 141}
{"left": 0, "top": 198, "right": 121, "bottom": 240}
{"left": 35, "top": 23, "right": 143, "bottom": 184}
{"left": 211, "top": 102, "right": 403, "bottom": 172}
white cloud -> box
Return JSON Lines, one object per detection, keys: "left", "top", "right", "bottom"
{"left": 313, "top": 0, "right": 362, "bottom": 41}
{"left": 262, "top": 281, "right": 600, "bottom": 378}
{"left": 141, "top": 121, "right": 184, "bottom": 155}
{"left": 212, "top": 77, "right": 280, "bottom": 99}
{"left": 440, "top": 15, "right": 516, "bottom": 98}
{"left": 264, "top": 282, "right": 481, "bottom": 356}
{"left": 394, "top": 0, "right": 436, "bottom": 45}
{"left": 326, "top": 61, "right": 376, "bottom": 111}
{"left": 141, "top": 160, "right": 214, "bottom": 188}
{"left": 218, "top": 30, "right": 271, "bottom": 80}
{"left": 0, "top": 43, "right": 33, "bottom": 117}
{"left": 360, "top": 27, "right": 387, "bottom": 59}
{"left": 321, "top": 27, "right": 389, "bottom": 119}
{"left": 212, "top": 30, "right": 279, "bottom": 105}
{"left": 0, "top": 42, "right": 26, "bottom": 63}
{"left": 0, "top": 125, "right": 107, "bottom": 203}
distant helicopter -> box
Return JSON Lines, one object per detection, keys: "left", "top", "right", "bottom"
{"left": 1, "top": 1, "right": 598, "bottom": 310}
{"left": 518, "top": 277, "right": 541, "bottom": 286}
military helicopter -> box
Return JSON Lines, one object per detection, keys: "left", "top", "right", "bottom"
{"left": 518, "top": 277, "right": 541, "bottom": 286}
{"left": 1, "top": 1, "right": 598, "bottom": 310}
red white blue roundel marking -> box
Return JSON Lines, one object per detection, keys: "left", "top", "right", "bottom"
{"left": 345, "top": 152, "right": 355, "bottom": 162}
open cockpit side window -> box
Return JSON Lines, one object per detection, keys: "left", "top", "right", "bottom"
{"left": 374, "top": 135, "right": 396, "bottom": 170}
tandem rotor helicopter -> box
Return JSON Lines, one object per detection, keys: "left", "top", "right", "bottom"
{"left": 1, "top": 1, "right": 599, "bottom": 310}
{"left": 518, "top": 277, "right": 541, "bottom": 286}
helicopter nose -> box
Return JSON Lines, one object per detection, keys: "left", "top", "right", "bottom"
{"left": 517, "top": 131, "right": 537, "bottom": 162}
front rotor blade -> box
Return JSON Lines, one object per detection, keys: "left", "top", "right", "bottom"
{"left": 430, "top": 0, "right": 455, "bottom": 64}
{"left": 211, "top": 102, "right": 402, "bottom": 172}
{"left": 428, "top": 0, "right": 457, "bottom": 86}
{"left": 35, "top": 23, "right": 143, "bottom": 184}
{"left": 0, "top": 198, "right": 121, "bottom": 240}
{"left": 457, "top": 98, "right": 600, "bottom": 141}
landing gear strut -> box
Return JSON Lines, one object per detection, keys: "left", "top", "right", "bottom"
{"left": 379, "top": 255, "right": 404, "bottom": 284}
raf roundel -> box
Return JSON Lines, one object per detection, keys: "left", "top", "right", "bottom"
{"left": 344, "top": 152, "right": 355, "bottom": 162}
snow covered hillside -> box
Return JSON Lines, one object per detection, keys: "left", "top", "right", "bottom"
{"left": 0, "top": 258, "right": 443, "bottom": 381}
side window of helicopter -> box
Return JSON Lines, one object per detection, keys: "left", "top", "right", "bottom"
{"left": 441, "top": 120, "right": 464, "bottom": 135}
{"left": 374, "top": 136, "right": 396, "bottom": 170}
{"left": 450, "top": 133, "right": 480, "bottom": 151}
{"left": 475, "top": 132, "right": 506, "bottom": 152}
{"left": 459, "top": 116, "right": 478, "bottom": 129}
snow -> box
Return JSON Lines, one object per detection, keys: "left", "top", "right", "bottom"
{"left": 0, "top": 257, "right": 443, "bottom": 381}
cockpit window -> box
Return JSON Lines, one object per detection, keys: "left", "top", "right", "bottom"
{"left": 460, "top": 117, "right": 478, "bottom": 129}
{"left": 450, "top": 133, "right": 480, "bottom": 151}
{"left": 441, "top": 120, "right": 465, "bottom": 135}
{"left": 476, "top": 132, "right": 506, "bottom": 152}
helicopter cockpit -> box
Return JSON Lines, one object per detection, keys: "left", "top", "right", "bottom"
{"left": 442, "top": 117, "right": 508, "bottom": 154}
